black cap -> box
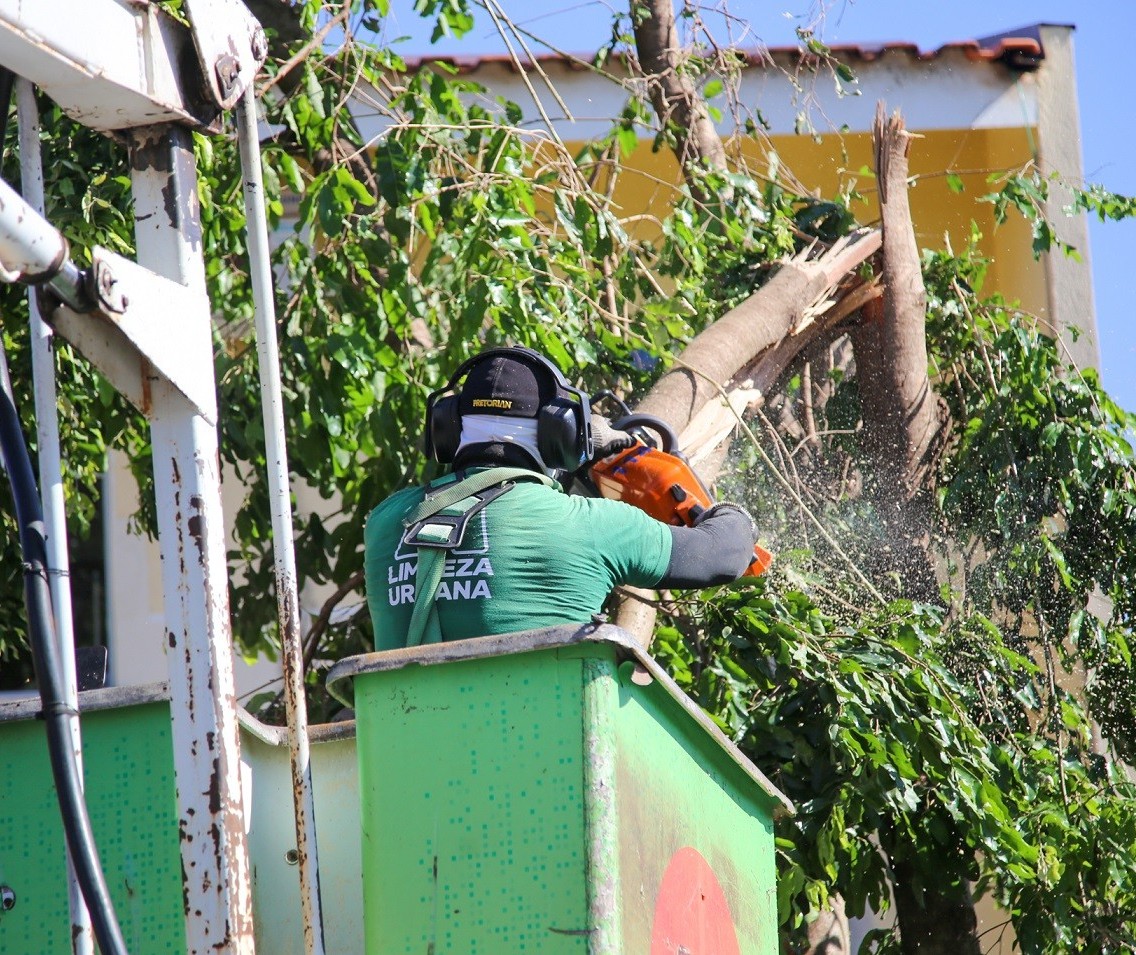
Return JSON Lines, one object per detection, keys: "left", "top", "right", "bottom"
{"left": 458, "top": 353, "right": 554, "bottom": 418}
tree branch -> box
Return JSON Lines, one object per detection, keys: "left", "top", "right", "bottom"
{"left": 257, "top": 0, "right": 353, "bottom": 99}
{"left": 636, "top": 229, "right": 881, "bottom": 434}
{"left": 302, "top": 568, "right": 364, "bottom": 672}
{"left": 631, "top": 0, "right": 727, "bottom": 178}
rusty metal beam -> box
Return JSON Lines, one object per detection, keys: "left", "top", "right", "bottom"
{"left": 237, "top": 85, "right": 326, "bottom": 955}
{"left": 49, "top": 248, "right": 218, "bottom": 422}
{"left": 129, "top": 124, "right": 256, "bottom": 955}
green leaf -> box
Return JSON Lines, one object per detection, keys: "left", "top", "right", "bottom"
{"left": 617, "top": 125, "right": 638, "bottom": 158}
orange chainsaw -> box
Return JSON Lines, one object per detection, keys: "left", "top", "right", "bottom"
{"left": 588, "top": 412, "right": 773, "bottom": 579}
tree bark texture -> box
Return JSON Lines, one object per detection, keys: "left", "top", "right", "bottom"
{"left": 852, "top": 103, "right": 947, "bottom": 601}
{"left": 807, "top": 892, "right": 851, "bottom": 954}
{"left": 612, "top": 238, "right": 878, "bottom": 652}
{"left": 636, "top": 230, "right": 881, "bottom": 434}
{"left": 888, "top": 851, "right": 982, "bottom": 955}
{"left": 631, "top": 0, "right": 728, "bottom": 176}
{"left": 610, "top": 584, "right": 659, "bottom": 648}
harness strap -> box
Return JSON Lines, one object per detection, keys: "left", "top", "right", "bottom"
{"left": 405, "top": 546, "right": 448, "bottom": 647}
{"left": 402, "top": 467, "right": 558, "bottom": 646}
{"left": 401, "top": 482, "right": 515, "bottom": 552}
{"left": 404, "top": 467, "right": 555, "bottom": 525}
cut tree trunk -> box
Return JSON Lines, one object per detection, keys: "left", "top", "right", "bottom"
{"left": 887, "top": 850, "right": 982, "bottom": 955}
{"left": 611, "top": 234, "right": 882, "bottom": 639}
{"left": 851, "top": 102, "right": 947, "bottom": 602}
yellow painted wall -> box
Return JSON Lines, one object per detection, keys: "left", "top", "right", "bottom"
{"left": 567, "top": 127, "right": 1045, "bottom": 316}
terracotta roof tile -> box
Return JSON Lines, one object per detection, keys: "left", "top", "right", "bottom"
{"left": 401, "top": 28, "right": 1049, "bottom": 75}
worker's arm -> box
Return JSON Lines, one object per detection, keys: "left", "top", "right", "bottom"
{"left": 658, "top": 503, "right": 757, "bottom": 588}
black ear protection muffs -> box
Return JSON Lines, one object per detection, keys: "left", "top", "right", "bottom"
{"left": 425, "top": 346, "right": 594, "bottom": 471}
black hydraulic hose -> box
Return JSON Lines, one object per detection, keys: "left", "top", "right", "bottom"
{"left": 0, "top": 344, "right": 128, "bottom": 955}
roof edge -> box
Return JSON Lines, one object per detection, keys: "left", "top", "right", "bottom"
{"left": 399, "top": 26, "right": 1052, "bottom": 76}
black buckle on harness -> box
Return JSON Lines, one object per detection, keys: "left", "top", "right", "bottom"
{"left": 400, "top": 482, "right": 515, "bottom": 551}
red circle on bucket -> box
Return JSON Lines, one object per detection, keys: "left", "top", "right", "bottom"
{"left": 650, "top": 846, "right": 740, "bottom": 955}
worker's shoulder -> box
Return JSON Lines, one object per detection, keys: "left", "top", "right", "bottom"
{"left": 513, "top": 482, "right": 656, "bottom": 522}
{"left": 365, "top": 483, "right": 425, "bottom": 529}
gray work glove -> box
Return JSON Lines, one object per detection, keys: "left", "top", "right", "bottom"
{"left": 695, "top": 501, "right": 758, "bottom": 541}
{"left": 590, "top": 414, "right": 637, "bottom": 459}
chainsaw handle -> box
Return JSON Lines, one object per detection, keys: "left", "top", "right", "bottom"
{"left": 612, "top": 413, "right": 679, "bottom": 454}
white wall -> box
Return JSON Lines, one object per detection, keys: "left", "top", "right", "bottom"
{"left": 354, "top": 46, "right": 1036, "bottom": 148}
{"left": 102, "top": 449, "right": 284, "bottom": 701}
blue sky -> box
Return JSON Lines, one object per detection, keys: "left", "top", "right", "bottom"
{"left": 378, "top": 1, "right": 1136, "bottom": 413}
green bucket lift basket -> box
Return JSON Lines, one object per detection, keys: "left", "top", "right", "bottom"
{"left": 327, "top": 623, "right": 793, "bottom": 955}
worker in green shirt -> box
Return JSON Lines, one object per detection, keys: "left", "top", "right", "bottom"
{"left": 363, "top": 346, "right": 757, "bottom": 649}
